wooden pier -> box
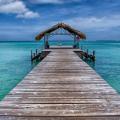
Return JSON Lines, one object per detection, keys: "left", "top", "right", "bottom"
{"left": 0, "top": 48, "right": 120, "bottom": 119}
{"left": 31, "top": 46, "right": 95, "bottom": 62}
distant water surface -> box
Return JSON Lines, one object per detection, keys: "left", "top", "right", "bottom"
{"left": 0, "top": 40, "right": 120, "bottom": 100}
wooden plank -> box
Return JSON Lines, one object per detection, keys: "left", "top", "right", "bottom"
{"left": 0, "top": 116, "right": 120, "bottom": 120}
{"left": 1, "top": 98, "right": 106, "bottom": 104}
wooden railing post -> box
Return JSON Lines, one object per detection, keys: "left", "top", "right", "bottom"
{"left": 31, "top": 50, "right": 33, "bottom": 61}
{"left": 81, "top": 46, "right": 82, "bottom": 50}
{"left": 33, "top": 53, "right": 35, "bottom": 58}
{"left": 93, "top": 50, "right": 96, "bottom": 62}
{"left": 76, "top": 49, "right": 96, "bottom": 62}
{"left": 93, "top": 50, "right": 95, "bottom": 56}
{"left": 87, "top": 49, "right": 88, "bottom": 54}
{"left": 36, "top": 49, "right": 38, "bottom": 56}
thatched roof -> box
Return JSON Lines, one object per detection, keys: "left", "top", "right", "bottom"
{"left": 35, "top": 23, "right": 86, "bottom": 40}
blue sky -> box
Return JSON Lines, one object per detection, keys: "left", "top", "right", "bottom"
{"left": 0, "top": 0, "right": 120, "bottom": 41}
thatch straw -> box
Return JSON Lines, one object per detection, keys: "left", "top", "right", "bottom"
{"left": 35, "top": 23, "right": 86, "bottom": 40}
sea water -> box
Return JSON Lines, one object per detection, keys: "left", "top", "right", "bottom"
{"left": 0, "top": 41, "right": 43, "bottom": 100}
{"left": 80, "top": 40, "right": 120, "bottom": 93}
{"left": 0, "top": 40, "right": 120, "bottom": 100}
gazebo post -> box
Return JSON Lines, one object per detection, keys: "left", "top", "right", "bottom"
{"left": 44, "top": 34, "right": 49, "bottom": 49}
{"left": 75, "top": 35, "right": 80, "bottom": 49}
{"left": 44, "top": 35, "right": 46, "bottom": 49}
{"left": 73, "top": 35, "right": 79, "bottom": 49}
{"left": 77, "top": 40, "right": 80, "bottom": 49}
{"left": 73, "top": 34, "right": 76, "bottom": 48}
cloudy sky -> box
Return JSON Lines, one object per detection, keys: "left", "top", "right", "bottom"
{"left": 0, "top": 0, "right": 120, "bottom": 41}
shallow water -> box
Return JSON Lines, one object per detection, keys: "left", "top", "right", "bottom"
{"left": 0, "top": 40, "right": 120, "bottom": 100}
{"left": 0, "top": 41, "right": 43, "bottom": 100}
{"left": 80, "top": 41, "right": 120, "bottom": 93}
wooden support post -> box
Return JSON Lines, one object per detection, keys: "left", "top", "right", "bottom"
{"left": 87, "top": 49, "right": 88, "bottom": 54}
{"left": 36, "top": 49, "right": 38, "bottom": 55}
{"left": 93, "top": 50, "right": 96, "bottom": 62}
{"left": 44, "top": 34, "right": 49, "bottom": 49}
{"left": 93, "top": 50, "right": 95, "bottom": 56}
{"left": 77, "top": 42, "right": 79, "bottom": 49}
{"left": 44, "top": 36, "right": 46, "bottom": 49}
{"left": 33, "top": 53, "right": 35, "bottom": 58}
{"left": 31, "top": 50, "right": 33, "bottom": 61}
{"left": 46, "top": 34, "right": 49, "bottom": 49}
{"left": 81, "top": 52, "right": 83, "bottom": 59}
{"left": 73, "top": 35, "right": 76, "bottom": 48}
{"left": 81, "top": 46, "right": 82, "bottom": 50}
{"left": 86, "top": 49, "right": 89, "bottom": 60}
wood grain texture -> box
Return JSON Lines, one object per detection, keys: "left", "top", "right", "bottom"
{"left": 0, "top": 48, "right": 120, "bottom": 120}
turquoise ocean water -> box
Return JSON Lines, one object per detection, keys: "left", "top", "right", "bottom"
{"left": 0, "top": 41, "right": 44, "bottom": 100}
{"left": 0, "top": 40, "right": 120, "bottom": 100}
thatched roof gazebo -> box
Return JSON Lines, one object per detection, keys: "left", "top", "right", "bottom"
{"left": 35, "top": 23, "right": 86, "bottom": 49}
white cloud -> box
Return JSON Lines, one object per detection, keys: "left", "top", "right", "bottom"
{"left": 29, "top": 0, "right": 62, "bottom": 4}
{"left": 29, "top": 0, "right": 82, "bottom": 4}
{"left": 0, "top": 0, "right": 40, "bottom": 19}
{"left": 0, "top": 1, "right": 27, "bottom": 14}
{"left": 63, "top": 15, "right": 120, "bottom": 30}
{"left": 17, "top": 11, "right": 39, "bottom": 19}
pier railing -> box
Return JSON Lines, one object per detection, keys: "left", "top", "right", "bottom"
{"left": 31, "top": 46, "right": 95, "bottom": 62}
{"left": 31, "top": 49, "right": 50, "bottom": 62}
{"left": 75, "top": 46, "right": 96, "bottom": 62}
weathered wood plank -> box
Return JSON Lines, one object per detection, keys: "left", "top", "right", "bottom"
{"left": 1, "top": 98, "right": 106, "bottom": 104}
{"left": 1, "top": 116, "right": 120, "bottom": 120}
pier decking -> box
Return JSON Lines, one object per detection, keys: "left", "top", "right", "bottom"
{"left": 0, "top": 48, "right": 120, "bottom": 119}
